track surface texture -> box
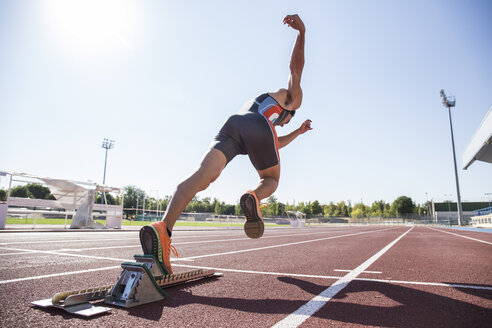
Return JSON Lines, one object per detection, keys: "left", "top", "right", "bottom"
{"left": 0, "top": 225, "right": 491, "bottom": 327}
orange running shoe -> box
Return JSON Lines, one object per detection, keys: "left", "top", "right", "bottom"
{"left": 240, "top": 190, "right": 265, "bottom": 239}
{"left": 139, "top": 221, "right": 178, "bottom": 274}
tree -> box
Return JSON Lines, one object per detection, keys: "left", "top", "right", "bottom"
{"left": 123, "top": 185, "right": 146, "bottom": 209}
{"left": 95, "top": 192, "right": 118, "bottom": 205}
{"left": 351, "top": 202, "right": 367, "bottom": 218}
{"left": 223, "top": 204, "right": 235, "bottom": 215}
{"left": 10, "top": 185, "right": 31, "bottom": 198}
{"left": 323, "top": 202, "right": 336, "bottom": 217}
{"left": 392, "top": 196, "right": 415, "bottom": 216}
{"left": 27, "top": 183, "right": 54, "bottom": 200}
{"left": 310, "top": 200, "right": 323, "bottom": 215}
{"left": 369, "top": 200, "right": 386, "bottom": 217}
{"left": 235, "top": 202, "right": 243, "bottom": 216}
{"left": 336, "top": 201, "right": 349, "bottom": 217}
{"left": 0, "top": 189, "right": 6, "bottom": 201}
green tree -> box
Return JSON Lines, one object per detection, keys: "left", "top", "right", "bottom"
{"left": 336, "top": 201, "right": 348, "bottom": 217}
{"left": 235, "top": 202, "right": 243, "bottom": 216}
{"left": 223, "top": 204, "right": 235, "bottom": 215}
{"left": 214, "top": 201, "right": 224, "bottom": 214}
{"left": 0, "top": 189, "right": 6, "bottom": 201}
{"left": 392, "top": 196, "right": 415, "bottom": 216}
{"left": 10, "top": 185, "right": 31, "bottom": 198}
{"left": 26, "top": 183, "right": 54, "bottom": 200}
{"left": 351, "top": 202, "right": 367, "bottom": 218}
{"left": 383, "top": 203, "right": 396, "bottom": 217}
{"left": 310, "top": 200, "right": 323, "bottom": 215}
{"left": 95, "top": 192, "right": 118, "bottom": 205}
{"left": 323, "top": 202, "right": 336, "bottom": 217}
{"left": 123, "top": 185, "right": 146, "bottom": 210}
{"left": 369, "top": 200, "right": 387, "bottom": 217}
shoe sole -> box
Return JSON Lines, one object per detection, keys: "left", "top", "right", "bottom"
{"left": 139, "top": 225, "right": 168, "bottom": 271}
{"left": 240, "top": 193, "right": 264, "bottom": 239}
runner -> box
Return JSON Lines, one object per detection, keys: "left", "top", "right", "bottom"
{"left": 140, "top": 14, "right": 312, "bottom": 274}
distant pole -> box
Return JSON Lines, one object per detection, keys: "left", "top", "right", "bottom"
{"left": 440, "top": 90, "right": 463, "bottom": 225}
{"left": 101, "top": 138, "right": 115, "bottom": 204}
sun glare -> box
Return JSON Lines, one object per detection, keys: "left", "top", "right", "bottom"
{"left": 46, "top": 0, "right": 133, "bottom": 53}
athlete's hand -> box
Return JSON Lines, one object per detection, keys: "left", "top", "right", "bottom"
{"left": 297, "top": 119, "right": 312, "bottom": 135}
{"left": 283, "top": 14, "right": 306, "bottom": 33}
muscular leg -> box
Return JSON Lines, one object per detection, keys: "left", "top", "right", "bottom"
{"left": 253, "top": 164, "right": 280, "bottom": 201}
{"left": 163, "top": 148, "right": 227, "bottom": 231}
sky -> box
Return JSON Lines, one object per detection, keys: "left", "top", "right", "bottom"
{"left": 1, "top": 0, "right": 491, "bottom": 206}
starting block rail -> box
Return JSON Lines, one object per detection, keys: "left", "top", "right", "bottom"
{"left": 31, "top": 254, "right": 222, "bottom": 317}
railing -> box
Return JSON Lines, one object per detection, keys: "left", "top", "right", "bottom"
{"left": 473, "top": 206, "right": 492, "bottom": 216}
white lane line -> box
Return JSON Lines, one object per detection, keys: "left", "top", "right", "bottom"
{"left": 0, "top": 228, "right": 355, "bottom": 246}
{"left": 428, "top": 227, "right": 492, "bottom": 245}
{"left": 179, "top": 228, "right": 395, "bottom": 261}
{"left": 271, "top": 227, "right": 414, "bottom": 328}
{"left": 334, "top": 269, "right": 382, "bottom": 274}
{"left": 0, "top": 228, "right": 392, "bottom": 261}
{"left": 173, "top": 263, "right": 492, "bottom": 291}
{"left": 0, "top": 266, "right": 121, "bottom": 285}
{"left": 174, "top": 264, "right": 341, "bottom": 280}
{"left": 0, "top": 238, "right": 138, "bottom": 246}
{"left": 0, "top": 247, "right": 130, "bottom": 262}
{"left": 0, "top": 228, "right": 393, "bottom": 284}
{"left": 355, "top": 277, "right": 492, "bottom": 291}
{"left": 3, "top": 256, "right": 491, "bottom": 292}
{"left": 0, "top": 251, "right": 35, "bottom": 256}
{"left": 0, "top": 229, "right": 388, "bottom": 255}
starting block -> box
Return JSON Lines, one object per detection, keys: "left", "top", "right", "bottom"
{"left": 31, "top": 254, "right": 222, "bottom": 317}
{"left": 31, "top": 285, "right": 113, "bottom": 317}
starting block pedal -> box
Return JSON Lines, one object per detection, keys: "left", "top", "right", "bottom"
{"left": 30, "top": 285, "right": 113, "bottom": 317}
{"left": 31, "top": 254, "right": 222, "bottom": 317}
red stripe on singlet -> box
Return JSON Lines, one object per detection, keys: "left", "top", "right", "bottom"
{"left": 264, "top": 117, "right": 280, "bottom": 163}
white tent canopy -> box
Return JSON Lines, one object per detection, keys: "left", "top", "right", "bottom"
{"left": 1, "top": 172, "right": 122, "bottom": 229}
{"left": 463, "top": 107, "right": 492, "bottom": 169}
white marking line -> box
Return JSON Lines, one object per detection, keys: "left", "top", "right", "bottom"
{"left": 271, "top": 227, "right": 414, "bottom": 328}
{"left": 355, "top": 277, "right": 492, "bottom": 291}
{"left": 0, "top": 228, "right": 392, "bottom": 284}
{"left": 174, "top": 264, "right": 341, "bottom": 280}
{"left": 0, "top": 266, "right": 121, "bottom": 285}
{"left": 0, "top": 247, "right": 130, "bottom": 262}
{"left": 173, "top": 263, "right": 492, "bottom": 291}
{"left": 0, "top": 228, "right": 392, "bottom": 263}
{"left": 0, "top": 229, "right": 384, "bottom": 255}
{"left": 0, "top": 237, "right": 138, "bottom": 246}
{"left": 428, "top": 227, "right": 492, "bottom": 245}
{"left": 0, "top": 228, "right": 354, "bottom": 246}
{"left": 181, "top": 228, "right": 395, "bottom": 261}
{"left": 334, "top": 269, "right": 382, "bottom": 274}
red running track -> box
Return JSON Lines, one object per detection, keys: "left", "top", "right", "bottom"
{"left": 0, "top": 225, "right": 490, "bottom": 327}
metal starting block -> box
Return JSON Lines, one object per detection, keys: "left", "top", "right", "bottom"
{"left": 31, "top": 254, "right": 222, "bottom": 317}
{"left": 30, "top": 285, "right": 113, "bottom": 317}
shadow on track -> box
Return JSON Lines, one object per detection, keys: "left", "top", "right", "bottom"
{"left": 278, "top": 277, "right": 492, "bottom": 327}
{"left": 86, "top": 276, "right": 491, "bottom": 326}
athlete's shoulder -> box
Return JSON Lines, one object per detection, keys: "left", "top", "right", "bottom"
{"left": 267, "top": 89, "right": 289, "bottom": 108}
{"left": 268, "top": 88, "right": 301, "bottom": 110}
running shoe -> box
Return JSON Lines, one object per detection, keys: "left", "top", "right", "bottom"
{"left": 240, "top": 190, "right": 265, "bottom": 239}
{"left": 139, "top": 221, "right": 178, "bottom": 274}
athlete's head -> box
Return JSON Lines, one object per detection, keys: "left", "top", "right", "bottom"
{"left": 280, "top": 109, "right": 296, "bottom": 127}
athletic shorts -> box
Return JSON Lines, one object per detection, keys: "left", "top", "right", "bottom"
{"left": 211, "top": 112, "right": 280, "bottom": 171}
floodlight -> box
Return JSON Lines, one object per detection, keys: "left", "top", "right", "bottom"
{"left": 440, "top": 89, "right": 463, "bottom": 225}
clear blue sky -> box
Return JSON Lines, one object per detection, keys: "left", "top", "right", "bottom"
{"left": 1, "top": 0, "right": 491, "bottom": 206}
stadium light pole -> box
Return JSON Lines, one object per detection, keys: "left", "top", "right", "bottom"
{"left": 101, "top": 138, "right": 115, "bottom": 204}
{"left": 440, "top": 90, "right": 463, "bottom": 225}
